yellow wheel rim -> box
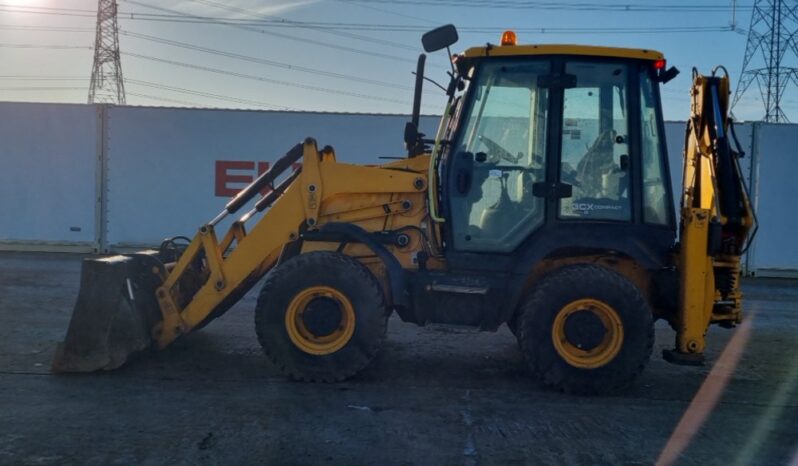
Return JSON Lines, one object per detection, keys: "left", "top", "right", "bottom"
{"left": 551, "top": 298, "right": 624, "bottom": 369}
{"left": 285, "top": 286, "right": 355, "bottom": 355}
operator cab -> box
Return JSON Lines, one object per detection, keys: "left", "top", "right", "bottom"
{"left": 425, "top": 32, "right": 677, "bottom": 257}
{"left": 404, "top": 26, "right": 680, "bottom": 330}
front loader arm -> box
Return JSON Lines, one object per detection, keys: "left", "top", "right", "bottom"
{"left": 667, "top": 69, "right": 756, "bottom": 364}
{"left": 152, "top": 138, "right": 429, "bottom": 349}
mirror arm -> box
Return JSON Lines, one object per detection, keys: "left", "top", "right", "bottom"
{"left": 446, "top": 46, "right": 456, "bottom": 74}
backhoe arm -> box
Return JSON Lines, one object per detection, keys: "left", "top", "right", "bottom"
{"left": 666, "top": 69, "right": 756, "bottom": 364}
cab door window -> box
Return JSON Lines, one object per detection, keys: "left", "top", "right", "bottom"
{"left": 559, "top": 62, "right": 631, "bottom": 221}
{"left": 640, "top": 69, "right": 671, "bottom": 225}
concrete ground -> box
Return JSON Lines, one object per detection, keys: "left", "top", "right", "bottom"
{"left": 0, "top": 252, "right": 796, "bottom": 466}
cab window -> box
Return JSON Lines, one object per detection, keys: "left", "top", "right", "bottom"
{"left": 640, "top": 69, "right": 671, "bottom": 225}
{"left": 559, "top": 61, "right": 631, "bottom": 221}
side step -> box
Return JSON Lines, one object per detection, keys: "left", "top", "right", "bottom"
{"left": 409, "top": 272, "right": 507, "bottom": 329}
{"left": 428, "top": 283, "right": 489, "bottom": 295}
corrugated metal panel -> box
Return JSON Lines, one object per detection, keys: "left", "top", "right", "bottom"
{"left": 746, "top": 123, "right": 798, "bottom": 275}
{"left": 103, "top": 105, "right": 438, "bottom": 247}
{"left": 0, "top": 102, "right": 100, "bottom": 252}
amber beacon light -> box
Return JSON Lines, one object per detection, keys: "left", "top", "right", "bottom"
{"left": 501, "top": 30, "right": 517, "bottom": 46}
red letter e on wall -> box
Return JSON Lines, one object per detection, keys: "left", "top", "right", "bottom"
{"left": 215, "top": 161, "right": 255, "bottom": 197}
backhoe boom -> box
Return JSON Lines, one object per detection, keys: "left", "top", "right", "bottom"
{"left": 667, "top": 69, "right": 756, "bottom": 364}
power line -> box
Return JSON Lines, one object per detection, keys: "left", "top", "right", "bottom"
{"left": 118, "top": 30, "right": 423, "bottom": 92}
{"left": 125, "top": 91, "right": 201, "bottom": 107}
{"left": 0, "top": 4, "right": 739, "bottom": 34}
{"left": 114, "top": 16, "right": 734, "bottom": 34}
{"left": 0, "top": 3, "right": 96, "bottom": 14}
{"left": 0, "top": 41, "right": 431, "bottom": 105}
{"left": 0, "top": 75, "right": 280, "bottom": 109}
{"left": 0, "top": 23, "right": 431, "bottom": 96}
{"left": 0, "top": 75, "right": 86, "bottom": 81}
{"left": 0, "top": 24, "right": 95, "bottom": 33}
{"left": 0, "top": 2, "right": 425, "bottom": 66}
{"left": 340, "top": 0, "right": 749, "bottom": 11}
{"left": 0, "top": 75, "right": 441, "bottom": 112}
{"left": 0, "top": 43, "right": 92, "bottom": 50}
{"left": 0, "top": 85, "right": 201, "bottom": 108}
{"left": 118, "top": 0, "right": 423, "bottom": 66}
{"left": 0, "top": 86, "right": 86, "bottom": 91}
{"left": 332, "top": 0, "right": 439, "bottom": 25}
{"left": 0, "top": 5, "right": 99, "bottom": 19}
{"left": 184, "top": 0, "right": 418, "bottom": 51}
{"left": 122, "top": 18, "right": 733, "bottom": 34}
{"left": 125, "top": 78, "right": 290, "bottom": 109}
{"left": 0, "top": 1, "right": 748, "bottom": 15}
{"left": 479, "top": 26, "right": 735, "bottom": 34}
{"left": 122, "top": 51, "right": 412, "bottom": 105}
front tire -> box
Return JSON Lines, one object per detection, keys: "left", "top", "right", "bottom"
{"left": 517, "top": 264, "right": 654, "bottom": 395}
{"left": 255, "top": 251, "right": 388, "bottom": 382}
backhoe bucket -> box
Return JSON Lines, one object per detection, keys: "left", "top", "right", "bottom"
{"left": 52, "top": 254, "right": 163, "bottom": 372}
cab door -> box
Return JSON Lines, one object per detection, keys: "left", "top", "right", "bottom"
{"left": 446, "top": 59, "right": 550, "bottom": 253}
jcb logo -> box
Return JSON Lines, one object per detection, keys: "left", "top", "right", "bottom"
{"left": 572, "top": 202, "right": 622, "bottom": 213}
{"left": 215, "top": 160, "right": 301, "bottom": 197}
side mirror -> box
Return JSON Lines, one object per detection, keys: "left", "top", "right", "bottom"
{"left": 658, "top": 66, "right": 680, "bottom": 84}
{"left": 422, "top": 24, "right": 459, "bottom": 53}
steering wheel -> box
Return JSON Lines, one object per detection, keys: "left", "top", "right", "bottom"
{"left": 478, "top": 135, "right": 521, "bottom": 164}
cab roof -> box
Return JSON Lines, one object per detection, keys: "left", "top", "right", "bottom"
{"left": 460, "top": 44, "right": 664, "bottom": 61}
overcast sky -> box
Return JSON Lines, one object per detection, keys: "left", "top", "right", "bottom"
{"left": 0, "top": 0, "right": 786, "bottom": 121}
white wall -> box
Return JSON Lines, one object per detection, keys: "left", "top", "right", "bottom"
{"left": 0, "top": 101, "right": 793, "bottom": 275}
{"left": 748, "top": 123, "right": 798, "bottom": 276}
{"left": 0, "top": 102, "right": 99, "bottom": 252}
{"left": 103, "top": 106, "right": 438, "bottom": 247}
{"left": 663, "top": 121, "right": 755, "bottom": 221}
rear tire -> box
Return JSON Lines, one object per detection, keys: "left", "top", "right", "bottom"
{"left": 517, "top": 264, "right": 654, "bottom": 395}
{"left": 255, "top": 251, "right": 388, "bottom": 382}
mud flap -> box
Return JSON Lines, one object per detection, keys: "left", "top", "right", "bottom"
{"left": 52, "top": 254, "right": 164, "bottom": 372}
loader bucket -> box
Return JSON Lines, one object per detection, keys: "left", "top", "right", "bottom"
{"left": 52, "top": 254, "right": 164, "bottom": 372}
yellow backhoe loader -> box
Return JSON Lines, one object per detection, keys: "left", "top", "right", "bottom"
{"left": 53, "top": 25, "right": 756, "bottom": 394}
